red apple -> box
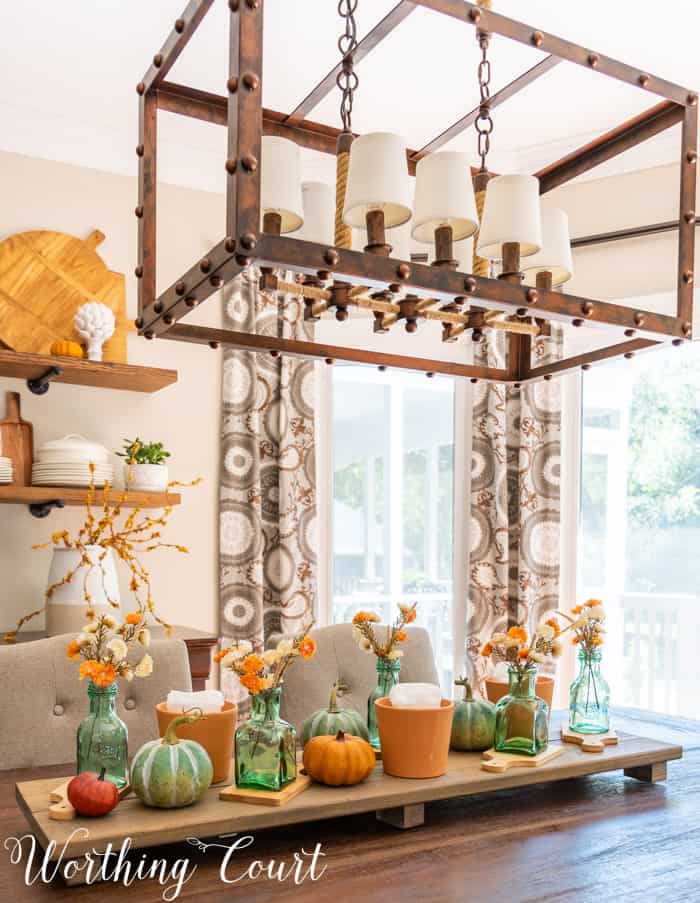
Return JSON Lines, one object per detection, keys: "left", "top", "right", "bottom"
{"left": 67, "top": 768, "right": 120, "bottom": 817}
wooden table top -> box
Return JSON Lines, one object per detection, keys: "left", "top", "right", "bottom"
{"left": 1, "top": 709, "right": 699, "bottom": 902}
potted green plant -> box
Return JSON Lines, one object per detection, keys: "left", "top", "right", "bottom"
{"left": 117, "top": 437, "right": 171, "bottom": 492}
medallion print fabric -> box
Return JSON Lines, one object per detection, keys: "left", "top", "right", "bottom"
{"left": 466, "top": 330, "right": 563, "bottom": 690}
{"left": 219, "top": 269, "right": 317, "bottom": 708}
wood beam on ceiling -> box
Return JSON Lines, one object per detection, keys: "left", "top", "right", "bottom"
{"left": 285, "top": 0, "right": 418, "bottom": 124}
{"left": 536, "top": 100, "right": 685, "bottom": 194}
{"left": 412, "top": 55, "right": 560, "bottom": 161}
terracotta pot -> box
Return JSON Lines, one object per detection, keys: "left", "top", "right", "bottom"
{"left": 375, "top": 697, "right": 454, "bottom": 779}
{"left": 156, "top": 702, "right": 237, "bottom": 784}
{"left": 484, "top": 675, "right": 555, "bottom": 711}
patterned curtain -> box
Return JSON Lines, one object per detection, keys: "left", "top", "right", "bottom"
{"left": 466, "top": 328, "right": 563, "bottom": 689}
{"left": 219, "top": 268, "right": 317, "bottom": 709}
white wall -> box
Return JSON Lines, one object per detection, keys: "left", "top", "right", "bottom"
{"left": 0, "top": 151, "right": 226, "bottom": 635}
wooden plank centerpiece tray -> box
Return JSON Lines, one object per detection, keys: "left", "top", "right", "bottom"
{"left": 15, "top": 732, "right": 682, "bottom": 881}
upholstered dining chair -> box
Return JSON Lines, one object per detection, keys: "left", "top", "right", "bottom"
{"left": 280, "top": 623, "right": 439, "bottom": 735}
{"left": 0, "top": 634, "right": 192, "bottom": 770}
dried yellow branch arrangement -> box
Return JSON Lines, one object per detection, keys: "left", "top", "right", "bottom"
{"left": 3, "top": 465, "right": 201, "bottom": 643}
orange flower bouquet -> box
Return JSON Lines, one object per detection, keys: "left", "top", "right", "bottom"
{"left": 480, "top": 619, "right": 563, "bottom": 683}
{"left": 217, "top": 620, "right": 316, "bottom": 791}
{"left": 351, "top": 602, "right": 417, "bottom": 662}
{"left": 559, "top": 600, "right": 610, "bottom": 733}
{"left": 351, "top": 602, "right": 418, "bottom": 749}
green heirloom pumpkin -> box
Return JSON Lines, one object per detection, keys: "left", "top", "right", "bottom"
{"left": 450, "top": 677, "right": 496, "bottom": 751}
{"left": 301, "top": 683, "right": 369, "bottom": 746}
{"left": 131, "top": 710, "right": 213, "bottom": 808}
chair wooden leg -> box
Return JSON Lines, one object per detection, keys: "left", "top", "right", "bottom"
{"left": 376, "top": 802, "right": 425, "bottom": 829}
{"left": 624, "top": 761, "right": 668, "bottom": 783}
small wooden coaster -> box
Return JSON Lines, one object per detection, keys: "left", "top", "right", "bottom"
{"left": 48, "top": 779, "right": 131, "bottom": 820}
{"left": 219, "top": 772, "right": 312, "bottom": 807}
{"left": 481, "top": 745, "right": 564, "bottom": 773}
{"left": 561, "top": 725, "right": 618, "bottom": 753}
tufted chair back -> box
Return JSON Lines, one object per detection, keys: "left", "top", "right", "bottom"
{"left": 280, "top": 623, "right": 439, "bottom": 735}
{"left": 0, "top": 634, "right": 192, "bottom": 770}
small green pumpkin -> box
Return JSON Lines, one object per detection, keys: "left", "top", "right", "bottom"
{"left": 450, "top": 677, "right": 496, "bottom": 751}
{"left": 301, "top": 682, "right": 369, "bottom": 746}
{"left": 131, "top": 710, "right": 213, "bottom": 808}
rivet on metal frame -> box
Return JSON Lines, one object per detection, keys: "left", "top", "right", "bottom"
{"left": 672, "top": 338, "right": 683, "bottom": 346}
{"left": 175, "top": 18, "right": 185, "bottom": 33}
{"left": 242, "top": 72, "right": 261, "bottom": 91}
{"left": 624, "top": 329, "right": 636, "bottom": 337}
{"left": 543, "top": 374, "right": 552, "bottom": 381}
{"left": 464, "top": 277, "right": 477, "bottom": 293}
{"left": 175, "top": 282, "right": 186, "bottom": 295}
{"left": 572, "top": 318, "right": 584, "bottom": 327}
{"left": 638, "top": 73, "right": 650, "bottom": 88}
{"left": 136, "top": 82, "right": 145, "bottom": 95}
{"left": 687, "top": 150, "right": 698, "bottom": 164}
{"left": 633, "top": 312, "right": 646, "bottom": 326}
{"left": 209, "top": 341, "right": 220, "bottom": 349}
{"left": 683, "top": 270, "right": 694, "bottom": 284}
{"left": 526, "top": 288, "right": 538, "bottom": 304}
{"left": 240, "top": 233, "right": 257, "bottom": 250}
{"left": 134, "top": 317, "right": 144, "bottom": 329}
{"left": 153, "top": 54, "right": 163, "bottom": 68}
{"left": 144, "top": 331, "right": 155, "bottom": 340}
{"left": 581, "top": 302, "right": 594, "bottom": 316}
{"left": 185, "top": 296, "right": 199, "bottom": 308}
{"left": 225, "top": 237, "right": 236, "bottom": 253}
{"left": 163, "top": 314, "right": 174, "bottom": 326}
{"left": 324, "top": 249, "right": 340, "bottom": 266}
{"left": 210, "top": 276, "right": 224, "bottom": 288}
{"left": 685, "top": 210, "right": 696, "bottom": 223}
{"left": 135, "top": 206, "right": 144, "bottom": 218}
{"left": 426, "top": 372, "right": 435, "bottom": 379}
{"left": 468, "top": 8, "right": 481, "bottom": 23}
{"left": 134, "top": 266, "right": 143, "bottom": 278}
{"left": 587, "top": 53, "right": 599, "bottom": 67}
{"left": 228, "top": 0, "right": 240, "bottom": 11}
{"left": 688, "top": 92, "right": 698, "bottom": 106}
{"left": 531, "top": 31, "right": 544, "bottom": 47}
{"left": 136, "top": 144, "right": 144, "bottom": 157}
{"left": 682, "top": 321, "right": 693, "bottom": 336}
{"left": 225, "top": 158, "right": 238, "bottom": 174}
{"left": 241, "top": 154, "right": 258, "bottom": 172}
{"left": 582, "top": 364, "right": 591, "bottom": 371}
{"left": 246, "top": 0, "right": 261, "bottom": 8}
{"left": 154, "top": 301, "right": 163, "bottom": 314}
{"left": 397, "top": 263, "right": 411, "bottom": 280}
{"left": 227, "top": 76, "right": 239, "bottom": 94}
{"left": 200, "top": 259, "right": 212, "bottom": 273}
{"left": 624, "top": 352, "right": 635, "bottom": 359}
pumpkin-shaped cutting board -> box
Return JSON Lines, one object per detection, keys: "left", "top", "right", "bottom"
{"left": 0, "top": 229, "right": 131, "bottom": 361}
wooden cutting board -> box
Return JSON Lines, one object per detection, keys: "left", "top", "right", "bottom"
{"left": 0, "top": 392, "right": 33, "bottom": 486}
{"left": 0, "top": 229, "right": 132, "bottom": 362}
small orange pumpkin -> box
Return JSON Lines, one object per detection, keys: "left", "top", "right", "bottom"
{"left": 50, "top": 340, "right": 84, "bottom": 359}
{"left": 302, "top": 730, "right": 376, "bottom": 786}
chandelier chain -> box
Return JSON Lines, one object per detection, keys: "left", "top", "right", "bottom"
{"left": 337, "top": 0, "right": 359, "bottom": 132}
{"left": 475, "top": 34, "right": 494, "bottom": 170}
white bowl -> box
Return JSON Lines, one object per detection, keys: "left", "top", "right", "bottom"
{"left": 37, "top": 434, "right": 111, "bottom": 465}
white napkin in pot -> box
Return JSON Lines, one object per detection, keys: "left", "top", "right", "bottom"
{"left": 166, "top": 689, "right": 225, "bottom": 714}
{"left": 389, "top": 682, "right": 442, "bottom": 708}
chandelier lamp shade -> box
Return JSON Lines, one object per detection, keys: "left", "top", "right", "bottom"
{"left": 476, "top": 174, "right": 543, "bottom": 261}
{"left": 412, "top": 151, "right": 479, "bottom": 269}
{"left": 342, "top": 131, "right": 413, "bottom": 256}
{"left": 134, "top": 0, "right": 698, "bottom": 387}
{"left": 260, "top": 136, "right": 304, "bottom": 235}
{"left": 522, "top": 207, "right": 574, "bottom": 289}
{"left": 298, "top": 181, "right": 335, "bottom": 246}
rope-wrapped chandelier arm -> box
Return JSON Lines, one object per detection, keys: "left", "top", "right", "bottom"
{"left": 334, "top": 0, "right": 359, "bottom": 249}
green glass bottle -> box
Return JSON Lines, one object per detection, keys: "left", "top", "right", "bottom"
{"left": 367, "top": 657, "right": 401, "bottom": 750}
{"left": 76, "top": 681, "right": 129, "bottom": 788}
{"left": 569, "top": 648, "right": 610, "bottom": 733}
{"left": 235, "top": 688, "right": 296, "bottom": 791}
{"left": 494, "top": 666, "right": 549, "bottom": 756}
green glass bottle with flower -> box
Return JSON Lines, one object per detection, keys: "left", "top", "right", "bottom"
{"left": 351, "top": 602, "right": 418, "bottom": 750}
{"left": 481, "top": 619, "right": 563, "bottom": 756}
{"left": 67, "top": 610, "right": 155, "bottom": 789}
{"left": 218, "top": 622, "right": 316, "bottom": 791}
{"left": 559, "top": 599, "right": 610, "bottom": 734}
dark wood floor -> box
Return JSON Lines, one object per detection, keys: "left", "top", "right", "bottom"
{"left": 1, "top": 710, "right": 699, "bottom": 903}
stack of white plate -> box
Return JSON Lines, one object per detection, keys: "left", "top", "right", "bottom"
{"left": 32, "top": 435, "right": 114, "bottom": 488}
{"left": 0, "top": 456, "right": 12, "bottom": 485}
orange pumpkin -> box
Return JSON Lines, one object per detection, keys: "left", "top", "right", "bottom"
{"left": 302, "top": 730, "right": 376, "bottom": 786}
{"left": 50, "top": 340, "right": 84, "bottom": 359}
{"left": 67, "top": 768, "right": 119, "bottom": 817}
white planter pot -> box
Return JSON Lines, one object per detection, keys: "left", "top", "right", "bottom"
{"left": 45, "top": 545, "right": 121, "bottom": 636}
{"left": 124, "top": 463, "right": 169, "bottom": 492}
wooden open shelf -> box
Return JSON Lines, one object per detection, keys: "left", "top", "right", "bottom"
{"left": 0, "top": 349, "right": 177, "bottom": 393}
{"left": 0, "top": 485, "right": 180, "bottom": 509}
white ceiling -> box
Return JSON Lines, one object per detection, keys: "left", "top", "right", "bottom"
{"left": 1, "top": 0, "right": 698, "bottom": 195}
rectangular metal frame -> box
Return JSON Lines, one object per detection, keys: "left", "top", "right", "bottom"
{"left": 136, "top": 0, "right": 697, "bottom": 384}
